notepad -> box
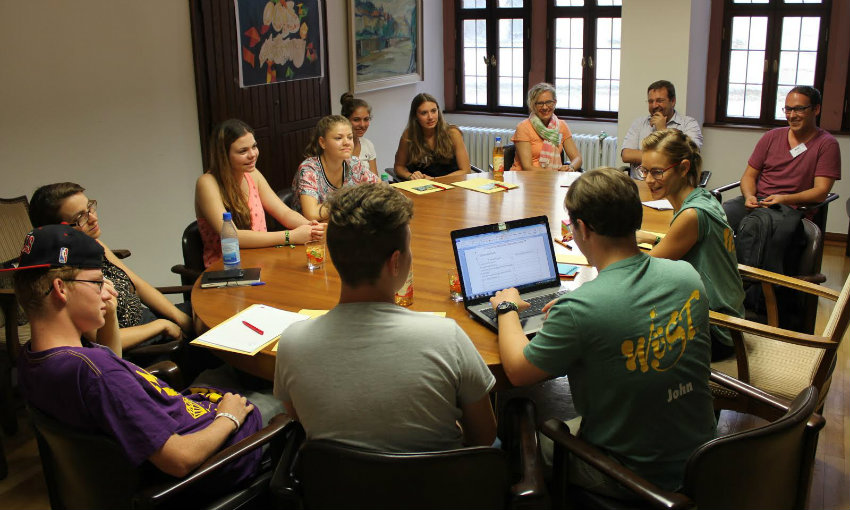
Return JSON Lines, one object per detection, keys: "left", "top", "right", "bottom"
{"left": 451, "top": 177, "right": 519, "bottom": 194}
{"left": 191, "top": 304, "right": 310, "bottom": 355}
{"left": 391, "top": 179, "right": 454, "bottom": 195}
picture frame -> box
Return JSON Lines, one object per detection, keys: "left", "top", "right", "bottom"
{"left": 348, "top": 0, "right": 423, "bottom": 93}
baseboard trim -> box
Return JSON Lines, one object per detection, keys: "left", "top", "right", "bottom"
{"left": 825, "top": 232, "right": 847, "bottom": 246}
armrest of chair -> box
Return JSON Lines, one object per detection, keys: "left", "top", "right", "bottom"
{"left": 709, "top": 369, "right": 792, "bottom": 413}
{"left": 136, "top": 414, "right": 294, "bottom": 508}
{"left": 711, "top": 181, "right": 742, "bottom": 194}
{"left": 708, "top": 310, "right": 836, "bottom": 349}
{"left": 470, "top": 164, "right": 485, "bottom": 173}
{"left": 797, "top": 192, "right": 838, "bottom": 213}
{"left": 155, "top": 285, "right": 193, "bottom": 295}
{"left": 170, "top": 264, "right": 201, "bottom": 282}
{"left": 125, "top": 340, "right": 182, "bottom": 359}
{"left": 269, "top": 420, "right": 307, "bottom": 507}
{"left": 145, "top": 360, "right": 183, "bottom": 389}
{"left": 500, "top": 398, "right": 548, "bottom": 508}
{"left": 112, "top": 249, "right": 131, "bottom": 259}
{"left": 540, "top": 420, "right": 694, "bottom": 510}
{"left": 737, "top": 264, "right": 840, "bottom": 300}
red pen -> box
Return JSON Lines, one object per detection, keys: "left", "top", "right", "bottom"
{"left": 432, "top": 184, "right": 449, "bottom": 190}
{"left": 242, "top": 321, "right": 264, "bottom": 335}
{"left": 494, "top": 183, "right": 511, "bottom": 190}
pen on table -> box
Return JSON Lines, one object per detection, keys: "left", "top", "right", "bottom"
{"left": 242, "top": 321, "right": 264, "bottom": 335}
{"left": 494, "top": 183, "right": 511, "bottom": 190}
{"left": 432, "top": 183, "right": 449, "bottom": 190}
{"left": 249, "top": 281, "right": 266, "bottom": 286}
{"left": 554, "top": 238, "right": 573, "bottom": 250}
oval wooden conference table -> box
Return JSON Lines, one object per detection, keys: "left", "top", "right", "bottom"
{"left": 192, "top": 171, "right": 673, "bottom": 389}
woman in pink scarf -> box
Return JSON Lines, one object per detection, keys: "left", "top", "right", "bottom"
{"left": 511, "top": 82, "right": 582, "bottom": 172}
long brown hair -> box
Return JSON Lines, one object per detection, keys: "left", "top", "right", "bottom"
{"left": 404, "top": 93, "right": 456, "bottom": 166}
{"left": 208, "top": 119, "right": 254, "bottom": 229}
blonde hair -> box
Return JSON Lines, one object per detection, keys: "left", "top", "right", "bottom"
{"left": 304, "top": 115, "right": 352, "bottom": 158}
{"left": 641, "top": 129, "right": 702, "bottom": 188}
{"left": 207, "top": 119, "right": 254, "bottom": 229}
{"left": 404, "top": 93, "right": 455, "bottom": 166}
{"left": 527, "top": 82, "right": 557, "bottom": 112}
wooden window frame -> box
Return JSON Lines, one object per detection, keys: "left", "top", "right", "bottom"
{"left": 453, "top": 1, "right": 531, "bottom": 114}
{"left": 545, "top": 0, "right": 621, "bottom": 120}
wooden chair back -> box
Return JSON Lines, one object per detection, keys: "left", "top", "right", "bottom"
{"left": 288, "top": 441, "right": 511, "bottom": 510}
{"left": 683, "top": 386, "right": 823, "bottom": 509}
{"left": 0, "top": 196, "right": 32, "bottom": 266}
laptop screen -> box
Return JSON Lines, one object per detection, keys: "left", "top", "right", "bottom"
{"left": 453, "top": 218, "right": 558, "bottom": 302}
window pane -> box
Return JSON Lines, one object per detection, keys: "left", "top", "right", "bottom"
{"left": 497, "top": 0, "right": 524, "bottom": 6}
{"left": 727, "top": 84, "right": 746, "bottom": 117}
{"left": 461, "top": 0, "right": 486, "bottom": 8}
{"left": 597, "top": 0, "right": 622, "bottom": 6}
{"left": 784, "top": 0, "right": 822, "bottom": 3}
{"left": 734, "top": 0, "right": 769, "bottom": 3}
{"left": 554, "top": 18, "right": 583, "bottom": 109}
{"left": 462, "top": 19, "right": 488, "bottom": 105}
{"left": 497, "top": 18, "right": 524, "bottom": 107}
{"left": 799, "top": 17, "right": 820, "bottom": 51}
{"left": 775, "top": 84, "right": 795, "bottom": 119}
{"left": 555, "top": 0, "right": 584, "bottom": 5}
{"left": 595, "top": 17, "right": 620, "bottom": 112}
{"left": 781, "top": 17, "right": 801, "bottom": 51}
{"left": 744, "top": 85, "right": 762, "bottom": 117}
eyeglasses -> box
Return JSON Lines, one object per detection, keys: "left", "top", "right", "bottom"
{"left": 534, "top": 100, "right": 556, "bottom": 108}
{"left": 69, "top": 200, "right": 97, "bottom": 228}
{"left": 635, "top": 162, "right": 680, "bottom": 180}
{"left": 44, "top": 278, "right": 105, "bottom": 295}
{"left": 647, "top": 98, "right": 669, "bottom": 105}
{"left": 782, "top": 105, "right": 813, "bottom": 114}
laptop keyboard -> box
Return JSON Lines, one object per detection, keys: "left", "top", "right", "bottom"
{"left": 480, "top": 290, "right": 567, "bottom": 320}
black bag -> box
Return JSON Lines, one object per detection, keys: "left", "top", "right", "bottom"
{"left": 735, "top": 207, "right": 773, "bottom": 268}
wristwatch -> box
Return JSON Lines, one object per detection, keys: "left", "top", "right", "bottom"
{"left": 496, "top": 301, "right": 519, "bottom": 316}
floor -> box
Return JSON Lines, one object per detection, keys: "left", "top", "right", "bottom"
{"left": 1, "top": 243, "right": 848, "bottom": 509}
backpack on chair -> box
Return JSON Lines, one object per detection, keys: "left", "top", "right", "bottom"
{"left": 735, "top": 208, "right": 774, "bottom": 314}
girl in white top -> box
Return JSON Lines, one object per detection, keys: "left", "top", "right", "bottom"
{"left": 340, "top": 92, "right": 378, "bottom": 175}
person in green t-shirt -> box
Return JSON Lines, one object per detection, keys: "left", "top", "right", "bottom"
{"left": 491, "top": 168, "right": 716, "bottom": 499}
{"left": 635, "top": 129, "right": 745, "bottom": 361}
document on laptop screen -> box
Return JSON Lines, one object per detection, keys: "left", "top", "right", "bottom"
{"left": 455, "top": 224, "right": 556, "bottom": 300}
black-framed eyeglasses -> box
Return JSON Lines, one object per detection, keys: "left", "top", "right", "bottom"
{"left": 636, "top": 162, "right": 680, "bottom": 180}
{"left": 534, "top": 100, "right": 556, "bottom": 108}
{"left": 782, "top": 105, "right": 813, "bottom": 114}
{"left": 65, "top": 279, "right": 105, "bottom": 292}
{"left": 69, "top": 200, "right": 97, "bottom": 228}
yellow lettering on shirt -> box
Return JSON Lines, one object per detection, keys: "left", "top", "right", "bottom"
{"left": 188, "top": 386, "right": 224, "bottom": 403}
{"left": 135, "top": 369, "right": 180, "bottom": 396}
{"left": 183, "top": 397, "right": 209, "bottom": 419}
{"left": 621, "top": 289, "right": 701, "bottom": 373}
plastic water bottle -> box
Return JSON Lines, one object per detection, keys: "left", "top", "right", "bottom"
{"left": 381, "top": 173, "right": 390, "bottom": 184}
{"left": 221, "top": 212, "right": 241, "bottom": 270}
{"left": 492, "top": 136, "right": 505, "bottom": 175}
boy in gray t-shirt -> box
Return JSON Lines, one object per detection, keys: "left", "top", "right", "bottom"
{"left": 490, "top": 168, "right": 715, "bottom": 497}
{"left": 274, "top": 183, "right": 497, "bottom": 451}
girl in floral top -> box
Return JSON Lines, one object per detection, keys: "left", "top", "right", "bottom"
{"left": 292, "top": 115, "right": 380, "bottom": 221}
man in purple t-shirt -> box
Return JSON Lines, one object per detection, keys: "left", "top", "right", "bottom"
{"left": 4, "top": 225, "right": 262, "bottom": 487}
{"left": 723, "top": 86, "right": 842, "bottom": 274}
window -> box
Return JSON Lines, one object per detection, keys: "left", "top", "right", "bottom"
{"left": 548, "top": 0, "right": 622, "bottom": 118}
{"left": 718, "top": 0, "right": 829, "bottom": 125}
{"left": 456, "top": 0, "right": 529, "bottom": 113}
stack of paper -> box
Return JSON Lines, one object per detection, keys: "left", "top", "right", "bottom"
{"left": 191, "top": 304, "right": 310, "bottom": 355}
{"left": 391, "top": 179, "right": 454, "bottom": 195}
{"left": 451, "top": 177, "right": 519, "bottom": 194}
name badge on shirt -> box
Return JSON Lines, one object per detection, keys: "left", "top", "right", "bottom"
{"left": 790, "top": 143, "right": 807, "bottom": 158}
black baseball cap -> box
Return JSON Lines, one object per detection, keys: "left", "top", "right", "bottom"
{"left": 0, "top": 224, "right": 104, "bottom": 272}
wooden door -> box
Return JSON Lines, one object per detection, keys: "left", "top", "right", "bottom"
{"left": 189, "top": 0, "right": 330, "bottom": 197}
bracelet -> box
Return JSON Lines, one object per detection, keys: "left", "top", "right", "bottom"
{"left": 215, "top": 412, "right": 240, "bottom": 432}
{"left": 284, "top": 230, "right": 291, "bottom": 245}
{"left": 654, "top": 235, "right": 662, "bottom": 246}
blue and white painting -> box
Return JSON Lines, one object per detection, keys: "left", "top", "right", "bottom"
{"left": 351, "top": 0, "right": 421, "bottom": 91}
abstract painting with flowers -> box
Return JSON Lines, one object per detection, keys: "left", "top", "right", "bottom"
{"left": 236, "top": 0, "right": 324, "bottom": 87}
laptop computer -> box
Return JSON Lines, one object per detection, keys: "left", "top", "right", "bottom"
{"left": 451, "top": 216, "right": 567, "bottom": 336}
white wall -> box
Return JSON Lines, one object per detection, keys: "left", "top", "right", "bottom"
{"left": 325, "top": 0, "right": 447, "bottom": 173}
{"left": 0, "top": 1, "right": 201, "bottom": 286}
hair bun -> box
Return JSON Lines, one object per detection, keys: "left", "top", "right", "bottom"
{"left": 340, "top": 92, "right": 354, "bottom": 106}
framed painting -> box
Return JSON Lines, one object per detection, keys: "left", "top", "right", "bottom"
{"left": 348, "top": 0, "right": 423, "bottom": 93}
{"left": 235, "top": 0, "right": 324, "bottom": 87}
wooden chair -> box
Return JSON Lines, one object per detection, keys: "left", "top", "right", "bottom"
{"left": 271, "top": 398, "right": 548, "bottom": 510}
{"left": 541, "top": 372, "right": 824, "bottom": 510}
{"left": 710, "top": 269, "right": 850, "bottom": 417}
{"left": 29, "top": 361, "right": 293, "bottom": 510}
